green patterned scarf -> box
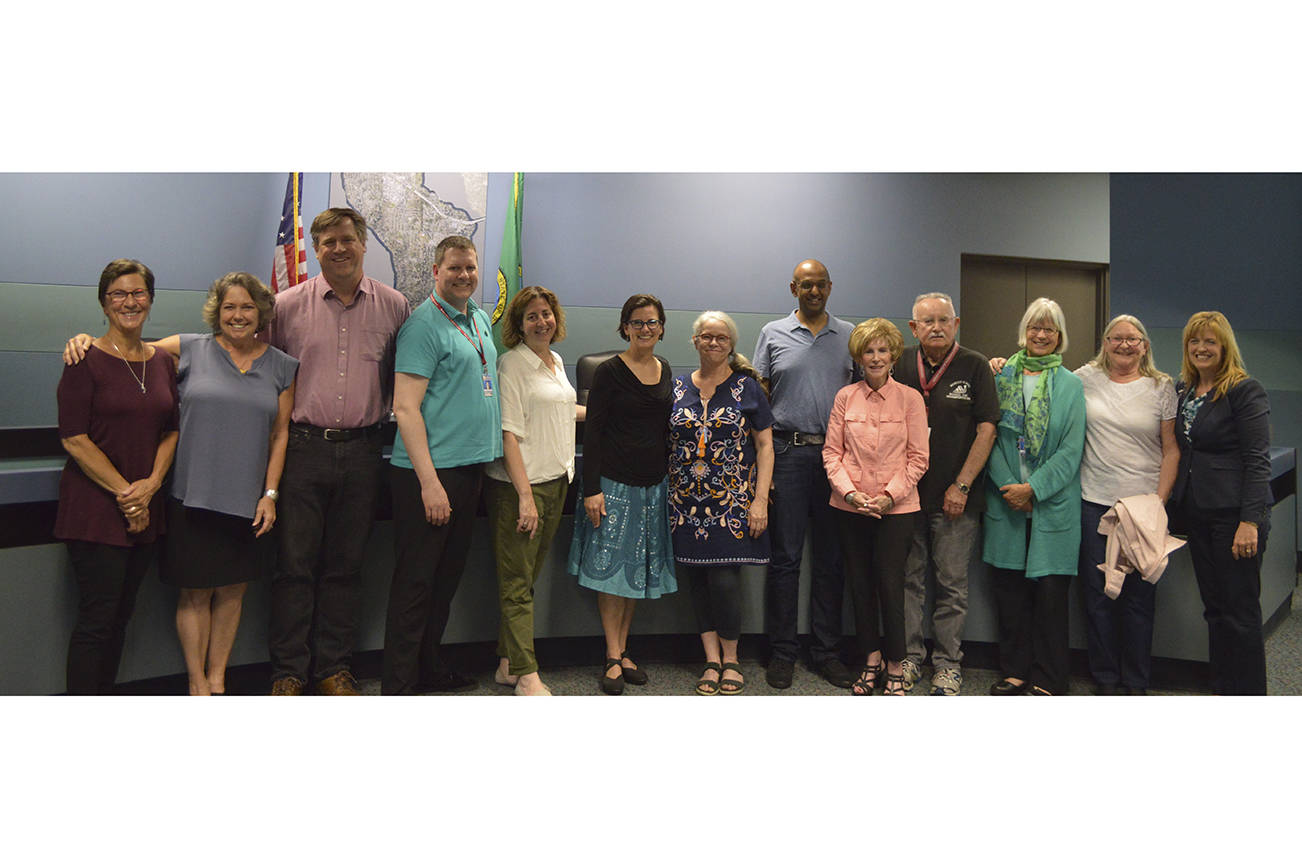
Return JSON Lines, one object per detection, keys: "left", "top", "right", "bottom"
{"left": 995, "top": 349, "right": 1062, "bottom": 469}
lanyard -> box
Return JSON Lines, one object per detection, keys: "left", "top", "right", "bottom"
{"left": 432, "top": 294, "right": 486, "bottom": 371}
{"left": 916, "top": 342, "right": 960, "bottom": 400}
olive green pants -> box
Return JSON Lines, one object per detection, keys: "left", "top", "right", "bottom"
{"left": 485, "top": 475, "right": 568, "bottom": 675}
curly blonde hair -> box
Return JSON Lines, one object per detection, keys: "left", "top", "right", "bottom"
{"left": 847, "top": 317, "right": 904, "bottom": 362}
{"left": 201, "top": 272, "right": 276, "bottom": 334}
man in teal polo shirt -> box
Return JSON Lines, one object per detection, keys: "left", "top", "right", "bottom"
{"left": 382, "top": 235, "right": 503, "bottom": 695}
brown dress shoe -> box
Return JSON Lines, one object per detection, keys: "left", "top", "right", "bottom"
{"left": 270, "top": 676, "right": 305, "bottom": 696}
{"left": 316, "top": 671, "right": 361, "bottom": 696}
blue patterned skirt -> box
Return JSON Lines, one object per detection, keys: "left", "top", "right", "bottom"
{"left": 568, "top": 476, "right": 677, "bottom": 600}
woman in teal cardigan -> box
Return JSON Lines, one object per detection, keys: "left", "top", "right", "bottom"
{"left": 983, "top": 298, "right": 1085, "bottom": 696}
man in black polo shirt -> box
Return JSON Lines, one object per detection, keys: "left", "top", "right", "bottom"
{"left": 893, "top": 292, "right": 998, "bottom": 695}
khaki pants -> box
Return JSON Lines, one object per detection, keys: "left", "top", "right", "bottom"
{"left": 485, "top": 475, "right": 568, "bottom": 675}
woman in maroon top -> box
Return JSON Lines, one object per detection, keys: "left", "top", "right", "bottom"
{"left": 55, "top": 259, "right": 179, "bottom": 695}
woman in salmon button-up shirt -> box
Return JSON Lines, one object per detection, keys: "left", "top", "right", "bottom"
{"left": 823, "top": 318, "right": 929, "bottom": 696}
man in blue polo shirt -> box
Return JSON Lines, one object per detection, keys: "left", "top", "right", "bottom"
{"left": 382, "top": 235, "right": 503, "bottom": 695}
{"left": 754, "top": 258, "right": 857, "bottom": 689}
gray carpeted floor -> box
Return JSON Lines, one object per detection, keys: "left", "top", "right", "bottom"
{"left": 354, "top": 585, "right": 1302, "bottom": 697}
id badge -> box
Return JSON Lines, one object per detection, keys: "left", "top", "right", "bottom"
{"left": 482, "top": 373, "right": 495, "bottom": 397}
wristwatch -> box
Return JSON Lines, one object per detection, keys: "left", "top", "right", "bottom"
{"left": 956, "top": 481, "right": 970, "bottom": 495}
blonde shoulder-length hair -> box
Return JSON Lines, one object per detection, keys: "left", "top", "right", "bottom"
{"left": 1180, "top": 310, "right": 1248, "bottom": 400}
{"left": 1086, "top": 314, "right": 1170, "bottom": 383}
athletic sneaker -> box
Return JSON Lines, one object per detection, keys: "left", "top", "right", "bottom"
{"left": 901, "top": 658, "right": 922, "bottom": 692}
{"left": 930, "top": 667, "right": 962, "bottom": 696}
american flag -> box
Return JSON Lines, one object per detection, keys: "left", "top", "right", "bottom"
{"left": 270, "top": 172, "right": 307, "bottom": 293}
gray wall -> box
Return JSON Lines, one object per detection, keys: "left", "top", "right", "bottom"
{"left": 521, "top": 172, "right": 1109, "bottom": 316}
{"left": 1, "top": 172, "right": 1110, "bottom": 427}
{"left": 1110, "top": 173, "right": 1302, "bottom": 546}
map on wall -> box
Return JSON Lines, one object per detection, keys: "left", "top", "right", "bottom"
{"left": 329, "top": 173, "right": 488, "bottom": 309}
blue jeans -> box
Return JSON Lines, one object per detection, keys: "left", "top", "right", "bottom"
{"left": 1079, "top": 499, "right": 1156, "bottom": 690}
{"left": 765, "top": 439, "right": 844, "bottom": 664}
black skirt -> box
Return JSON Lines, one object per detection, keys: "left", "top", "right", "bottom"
{"left": 161, "top": 497, "right": 275, "bottom": 588}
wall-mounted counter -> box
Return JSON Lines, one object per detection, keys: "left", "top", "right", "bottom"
{"left": 0, "top": 448, "right": 1294, "bottom": 694}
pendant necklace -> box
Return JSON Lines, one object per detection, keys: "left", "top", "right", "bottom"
{"left": 110, "top": 340, "right": 147, "bottom": 394}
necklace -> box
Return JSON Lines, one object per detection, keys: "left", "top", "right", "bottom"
{"left": 110, "top": 340, "right": 147, "bottom": 394}
{"left": 220, "top": 337, "right": 259, "bottom": 373}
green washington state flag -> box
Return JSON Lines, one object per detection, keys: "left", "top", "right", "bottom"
{"left": 491, "top": 171, "right": 523, "bottom": 353}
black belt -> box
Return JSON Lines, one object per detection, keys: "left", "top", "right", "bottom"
{"left": 291, "top": 422, "right": 385, "bottom": 442}
{"left": 772, "top": 429, "right": 824, "bottom": 446}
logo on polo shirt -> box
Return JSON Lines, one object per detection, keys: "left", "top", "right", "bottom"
{"left": 945, "top": 381, "right": 972, "bottom": 401}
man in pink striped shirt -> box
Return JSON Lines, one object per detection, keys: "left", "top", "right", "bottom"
{"left": 264, "top": 207, "right": 410, "bottom": 696}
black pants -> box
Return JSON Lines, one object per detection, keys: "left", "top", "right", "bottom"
{"left": 382, "top": 463, "right": 484, "bottom": 695}
{"left": 269, "top": 426, "right": 384, "bottom": 683}
{"left": 1185, "top": 506, "right": 1268, "bottom": 695}
{"left": 992, "top": 567, "right": 1071, "bottom": 695}
{"left": 836, "top": 510, "right": 916, "bottom": 662}
{"left": 678, "top": 563, "right": 742, "bottom": 641}
{"left": 65, "top": 540, "right": 155, "bottom": 695}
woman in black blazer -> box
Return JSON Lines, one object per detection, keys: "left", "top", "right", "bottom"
{"left": 1170, "top": 311, "right": 1271, "bottom": 695}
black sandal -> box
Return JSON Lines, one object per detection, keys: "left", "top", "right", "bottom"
{"left": 620, "top": 648, "right": 648, "bottom": 685}
{"left": 695, "top": 662, "right": 722, "bottom": 695}
{"left": 851, "top": 660, "right": 885, "bottom": 695}
{"left": 883, "top": 670, "right": 907, "bottom": 696}
{"left": 601, "top": 658, "right": 625, "bottom": 695}
{"left": 719, "top": 663, "right": 744, "bottom": 695}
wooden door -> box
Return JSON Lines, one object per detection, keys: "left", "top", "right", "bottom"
{"left": 958, "top": 254, "right": 1109, "bottom": 371}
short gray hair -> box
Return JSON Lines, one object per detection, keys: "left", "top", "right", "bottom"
{"left": 1017, "top": 297, "right": 1068, "bottom": 354}
{"left": 912, "top": 292, "right": 956, "bottom": 319}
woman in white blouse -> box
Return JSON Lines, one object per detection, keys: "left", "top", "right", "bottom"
{"left": 1074, "top": 315, "right": 1178, "bottom": 695}
{"left": 484, "top": 287, "right": 585, "bottom": 696}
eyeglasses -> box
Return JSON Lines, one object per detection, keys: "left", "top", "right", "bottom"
{"left": 106, "top": 289, "right": 150, "bottom": 304}
{"left": 1106, "top": 336, "right": 1145, "bottom": 346}
{"left": 1026, "top": 325, "right": 1059, "bottom": 336}
{"left": 626, "top": 319, "right": 661, "bottom": 331}
{"left": 696, "top": 333, "right": 731, "bottom": 345}
{"left": 914, "top": 317, "right": 954, "bottom": 328}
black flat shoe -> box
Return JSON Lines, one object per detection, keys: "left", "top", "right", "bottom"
{"left": 601, "top": 658, "right": 625, "bottom": 695}
{"left": 989, "top": 678, "right": 1027, "bottom": 696}
{"left": 418, "top": 671, "right": 477, "bottom": 693}
{"left": 766, "top": 658, "right": 794, "bottom": 690}
{"left": 619, "top": 649, "right": 648, "bottom": 685}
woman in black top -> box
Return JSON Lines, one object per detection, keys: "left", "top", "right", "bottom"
{"left": 1170, "top": 310, "right": 1271, "bottom": 694}
{"left": 567, "top": 294, "right": 676, "bottom": 694}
